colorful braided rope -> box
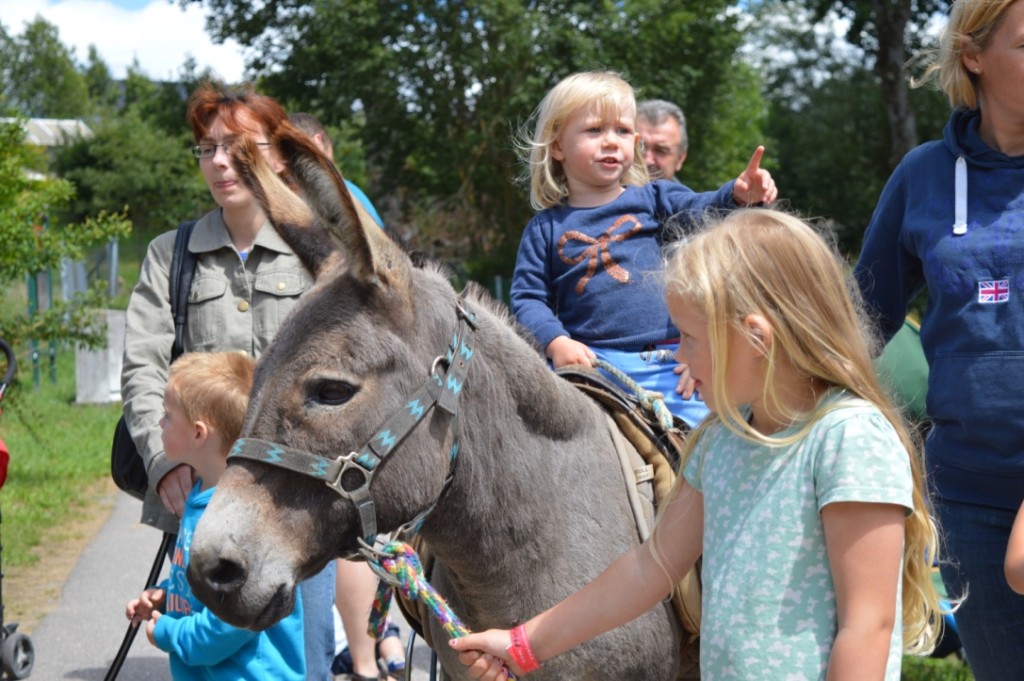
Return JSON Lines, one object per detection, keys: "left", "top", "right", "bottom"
{"left": 368, "top": 540, "right": 470, "bottom": 641}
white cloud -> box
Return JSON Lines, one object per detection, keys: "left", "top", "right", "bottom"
{"left": 0, "top": 0, "right": 246, "bottom": 82}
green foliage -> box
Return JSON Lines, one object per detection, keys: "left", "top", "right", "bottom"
{"left": 0, "top": 120, "right": 130, "bottom": 349}
{"left": 0, "top": 347, "right": 119, "bottom": 567}
{"left": 126, "top": 58, "right": 222, "bottom": 136}
{"left": 83, "top": 46, "right": 120, "bottom": 111}
{"left": 902, "top": 655, "right": 975, "bottom": 680}
{"left": 0, "top": 17, "right": 89, "bottom": 118}
{"left": 752, "top": 1, "right": 949, "bottom": 255}
{"left": 181, "top": 0, "right": 760, "bottom": 276}
{"left": 801, "top": 0, "right": 948, "bottom": 54}
{"left": 52, "top": 108, "right": 209, "bottom": 239}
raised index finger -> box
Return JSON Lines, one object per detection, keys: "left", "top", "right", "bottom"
{"left": 745, "top": 146, "right": 766, "bottom": 175}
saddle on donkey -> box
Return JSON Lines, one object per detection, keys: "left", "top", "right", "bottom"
{"left": 393, "top": 364, "right": 702, "bottom": 669}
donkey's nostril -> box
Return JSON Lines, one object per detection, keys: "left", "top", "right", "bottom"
{"left": 207, "top": 558, "right": 248, "bottom": 592}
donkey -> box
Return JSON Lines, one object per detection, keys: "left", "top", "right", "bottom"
{"left": 185, "top": 130, "right": 683, "bottom": 680}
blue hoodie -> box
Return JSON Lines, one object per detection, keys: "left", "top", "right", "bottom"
{"left": 855, "top": 108, "right": 1024, "bottom": 510}
{"left": 153, "top": 482, "right": 305, "bottom": 681}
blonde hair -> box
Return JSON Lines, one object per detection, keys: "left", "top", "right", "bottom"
{"left": 660, "top": 208, "right": 943, "bottom": 654}
{"left": 519, "top": 71, "right": 648, "bottom": 210}
{"left": 913, "top": 0, "right": 1020, "bottom": 109}
{"left": 166, "top": 352, "right": 255, "bottom": 452}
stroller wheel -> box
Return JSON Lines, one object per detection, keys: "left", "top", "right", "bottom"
{"left": 1, "top": 630, "right": 34, "bottom": 679}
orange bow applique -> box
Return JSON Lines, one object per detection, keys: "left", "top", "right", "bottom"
{"left": 558, "top": 214, "right": 643, "bottom": 295}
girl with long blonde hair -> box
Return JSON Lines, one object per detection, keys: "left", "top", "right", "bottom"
{"left": 452, "top": 208, "right": 942, "bottom": 680}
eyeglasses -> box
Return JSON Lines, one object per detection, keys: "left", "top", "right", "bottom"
{"left": 192, "top": 141, "right": 271, "bottom": 160}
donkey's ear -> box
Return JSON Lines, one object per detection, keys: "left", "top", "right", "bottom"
{"left": 230, "top": 136, "right": 344, "bottom": 280}
{"left": 272, "top": 128, "right": 411, "bottom": 292}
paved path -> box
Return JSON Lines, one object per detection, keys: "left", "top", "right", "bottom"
{"left": 27, "top": 492, "right": 440, "bottom": 680}
{"left": 29, "top": 493, "right": 172, "bottom": 681}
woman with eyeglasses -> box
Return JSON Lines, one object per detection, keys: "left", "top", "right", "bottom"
{"left": 120, "top": 81, "right": 338, "bottom": 681}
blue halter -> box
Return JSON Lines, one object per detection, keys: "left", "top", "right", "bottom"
{"left": 228, "top": 304, "right": 477, "bottom": 548}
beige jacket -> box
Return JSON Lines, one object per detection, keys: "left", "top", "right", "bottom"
{"left": 121, "top": 208, "right": 313, "bottom": 532}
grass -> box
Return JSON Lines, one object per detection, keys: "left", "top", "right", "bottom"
{"left": 903, "top": 654, "right": 975, "bottom": 680}
{"left": 0, "top": 234, "right": 148, "bottom": 570}
{"left": 0, "top": 346, "right": 121, "bottom": 567}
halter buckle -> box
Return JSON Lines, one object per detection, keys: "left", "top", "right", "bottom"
{"left": 325, "top": 451, "right": 374, "bottom": 499}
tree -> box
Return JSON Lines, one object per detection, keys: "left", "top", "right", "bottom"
{"left": 52, "top": 108, "right": 210, "bottom": 255}
{"left": 82, "top": 46, "right": 120, "bottom": 111}
{"left": 53, "top": 56, "right": 221, "bottom": 263}
{"left": 182, "top": 0, "right": 761, "bottom": 277}
{"left": 750, "top": 1, "right": 948, "bottom": 252}
{"left": 0, "top": 17, "right": 89, "bottom": 118}
{"left": 787, "top": 0, "right": 949, "bottom": 166}
{"left": 0, "top": 120, "right": 130, "bottom": 350}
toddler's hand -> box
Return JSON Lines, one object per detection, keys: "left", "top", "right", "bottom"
{"left": 733, "top": 146, "right": 777, "bottom": 206}
{"left": 546, "top": 336, "right": 595, "bottom": 369}
{"left": 145, "top": 610, "right": 161, "bottom": 647}
{"left": 126, "top": 587, "right": 165, "bottom": 624}
{"left": 673, "top": 363, "right": 697, "bottom": 400}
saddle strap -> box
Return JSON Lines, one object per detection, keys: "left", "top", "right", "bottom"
{"left": 600, "top": 409, "right": 702, "bottom": 640}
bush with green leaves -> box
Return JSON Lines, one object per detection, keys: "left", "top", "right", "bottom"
{"left": 0, "top": 119, "right": 130, "bottom": 351}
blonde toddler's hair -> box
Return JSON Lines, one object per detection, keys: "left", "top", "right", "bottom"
{"left": 166, "top": 351, "right": 255, "bottom": 453}
{"left": 518, "top": 71, "right": 648, "bottom": 210}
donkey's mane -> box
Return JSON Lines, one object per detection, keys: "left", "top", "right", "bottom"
{"left": 459, "top": 279, "right": 545, "bottom": 355}
{"left": 408, "top": 254, "right": 546, "bottom": 358}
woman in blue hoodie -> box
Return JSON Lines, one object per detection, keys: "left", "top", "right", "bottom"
{"left": 854, "top": 1, "right": 1024, "bottom": 678}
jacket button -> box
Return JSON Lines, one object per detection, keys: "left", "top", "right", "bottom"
{"left": 276, "top": 282, "right": 286, "bottom": 291}
{"left": 237, "top": 300, "right": 250, "bottom": 312}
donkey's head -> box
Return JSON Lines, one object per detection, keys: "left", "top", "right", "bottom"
{"left": 187, "top": 130, "right": 470, "bottom": 629}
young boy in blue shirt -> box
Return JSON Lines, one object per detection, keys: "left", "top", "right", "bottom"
{"left": 125, "top": 351, "right": 305, "bottom": 680}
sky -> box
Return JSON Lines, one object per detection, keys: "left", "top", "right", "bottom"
{"left": 0, "top": 0, "right": 247, "bottom": 82}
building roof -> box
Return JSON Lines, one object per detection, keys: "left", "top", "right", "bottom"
{"left": 0, "top": 118, "right": 93, "bottom": 146}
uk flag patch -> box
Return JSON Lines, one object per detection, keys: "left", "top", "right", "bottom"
{"left": 978, "top": 279, "right": 1010, "bottom": 304}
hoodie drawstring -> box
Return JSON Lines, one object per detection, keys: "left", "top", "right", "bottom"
{"left": 953, "top": 155, "right": 968, "bottom": 236}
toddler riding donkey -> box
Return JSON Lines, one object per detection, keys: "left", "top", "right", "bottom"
{"left": 455, "top": 209, "right": 944, "bottom": 680}
{"left": 509, "top": 70, "right": 776, "bottom": 428}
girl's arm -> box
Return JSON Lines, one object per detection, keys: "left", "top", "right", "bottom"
{"left": 510, "top": 218, "right": 567, "bottom": 351}
{"left": 1004, "top": 501, "right": 1024, "bottom": 594}
{"left": 822, "top": 501, "right": 906, "bottom": 681}
{"left": 452, "top": 480, "right": 704, "bottom": 678}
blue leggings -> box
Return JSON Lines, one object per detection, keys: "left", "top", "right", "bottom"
{"left": 591, "top": 344, "right": 709, "bottom": 429}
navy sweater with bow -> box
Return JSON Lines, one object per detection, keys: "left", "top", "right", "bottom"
{"left": 511, "top": 180, "right": 735, "bottom": 352}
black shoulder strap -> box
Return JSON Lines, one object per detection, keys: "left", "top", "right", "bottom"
{"left": 169, "top": 220, "right": 199, "bottom": 361}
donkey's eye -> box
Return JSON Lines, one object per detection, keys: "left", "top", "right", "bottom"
{"left": 315, "top": 381, "right": 357, "bottom": 405}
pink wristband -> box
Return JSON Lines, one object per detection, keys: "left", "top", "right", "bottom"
{"left": 506, "top": 624, "right": 542, "bottom": 673}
